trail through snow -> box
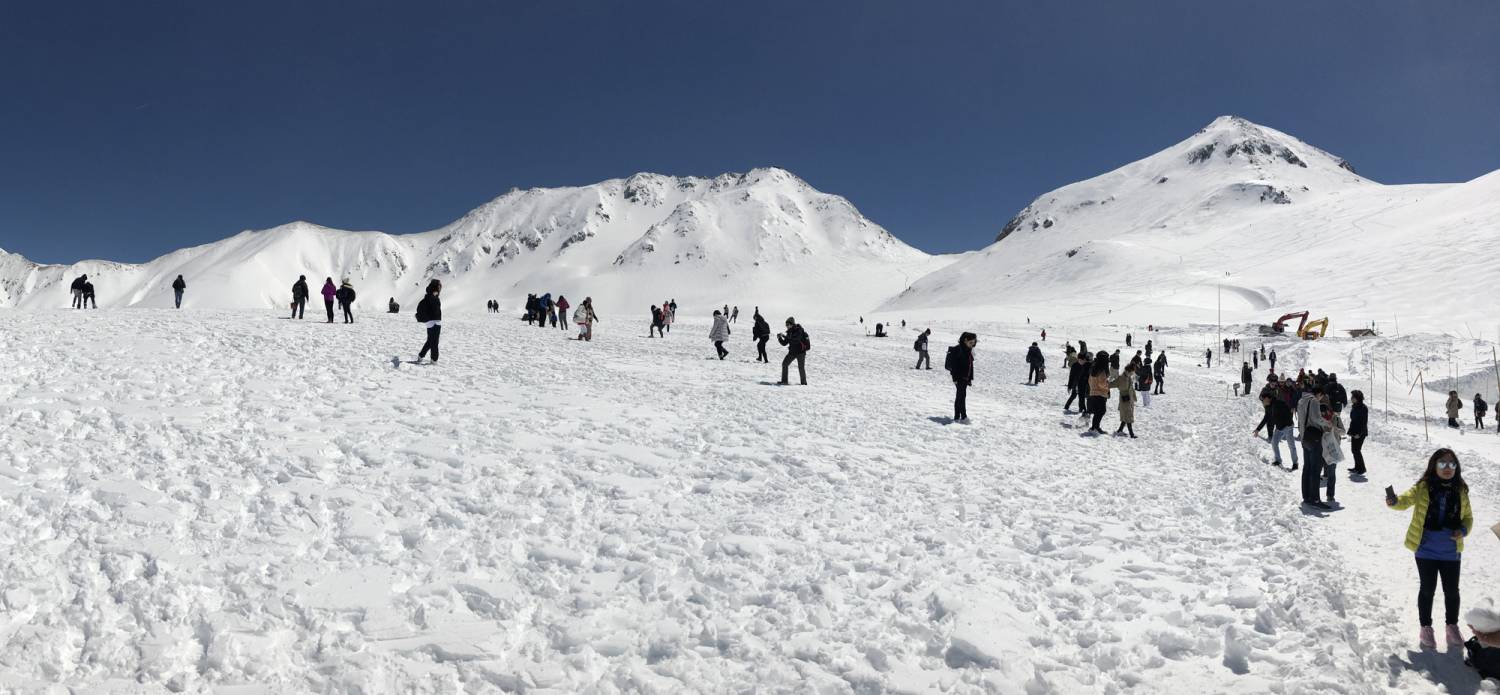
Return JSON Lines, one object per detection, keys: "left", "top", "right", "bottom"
{"left": 0, "top": 310, "right": 1495, "bottom": 693}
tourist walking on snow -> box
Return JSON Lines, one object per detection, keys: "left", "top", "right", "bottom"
{"left": 1065, "top": 352, "right": 1089, "bottom": 413}
{"left": 1446, "top": 391, "right": 1463, "bottom": 429}
{"left": 914, "top": 329, "right": 932, "bottom": 370}
{"left": 172, "top": 275, "right": 186, "bottom": 308}
{"left": 1348, "top": 390, "right": 1368, "bottom": 475}
{"left": 731, "top": 306, "right": 739, "bottom": 323}
{"left": 575, "top": 297, "right": 597, "bottom": 341}
{"left": 291, "top": 275, "right": 309, "bottom": 319}
{"left": 415, "top": 280, "right": 442, "bottom": 363}
{"left": 947, "top": 332, "right": 976, "bottom": 422}
{"left": 1269, "top": 349, "right": 1277, "bottom": 373}
{"left": 1297, "top": 385, "right": 1333, "bottom": 508}
{"left": 1475, "top": 394, "right": 1488, "bottom": 430}
{"left": 1241, "top": 362, "right": 1253, "bottom": 396}
{"left": 336, "top": 278, "right": 356, "bottom": 323}
{"left": 777, "top": 318, "right": 809, "bottom": 385}
{"left": 752, "top": 310, "right": 771, "bottom": 363}
{"left": 1112, "top": 363, "right": 1138, "bottom": 438}
{"left": 651, "top": 305, "right": 666, "bottom": 338}
{"left": 1087, "top": 354, "right": 1111, "bottom": 434}
{"left": 1152, "top": 352, "right": 1167, "bottom": 394}
{"left": 556, "top": 296, "right": 570, "bottom": 329}
{"left": 709, "top": 310, "right": 731, "bottom": 359}
{"left": 1386, "top": 448, "right": 1472, "bottom": 649}
{"left": 321, "top": 277, "right": 337, "bottom": 323}
{"left": 70, "top": 275, "right": 87, "bottom": 309}
{"left": 1204, "top": 347, "right": 1212, "bottom": 368}
{"left": 1259, "top": 390, "right": 1298, "bottom": 469}
{"left": 1026, "top": 341, "right": 1044, "bottom": 384}
{"left": 82, "top": 280, "right": 96, "bottom": 308}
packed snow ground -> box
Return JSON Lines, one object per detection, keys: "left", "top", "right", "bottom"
{"left": 1, "top": 308, "right": 1498, "bottom": 694}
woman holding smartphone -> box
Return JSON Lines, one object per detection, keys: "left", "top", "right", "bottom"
{"left": 1387, "top": 448, "right": 1473, "bottom": 649}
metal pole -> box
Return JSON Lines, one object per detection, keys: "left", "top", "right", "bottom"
{"left": 1419, "top": 372, "right": 1429, "bottom": 442}
{"left": 1384, "top": 358, "right": 1389, "bottom": 421}
{"left": 1492, "top": 347, "right": 1500, "bottom": 435}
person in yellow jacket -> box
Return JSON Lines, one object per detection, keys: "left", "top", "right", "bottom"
{"left": 1387, "top": 448, "right": 1473, "bottom": 649}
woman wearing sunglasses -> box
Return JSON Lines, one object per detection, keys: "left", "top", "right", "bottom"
{"left": 1387, "top": 448, "right": 1473, "bottom": 649}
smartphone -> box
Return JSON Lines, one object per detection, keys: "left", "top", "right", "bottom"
{"left": 1385, "top": 485, "right": 1397, "bottom": 503}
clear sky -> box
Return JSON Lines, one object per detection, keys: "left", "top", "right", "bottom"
{"left": 2, "top": 1, "right": 1497, "bottom": 264}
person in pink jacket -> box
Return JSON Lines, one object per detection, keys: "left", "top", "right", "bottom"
{"left": 321, "top": 277, "right": 337, "bottom": 323}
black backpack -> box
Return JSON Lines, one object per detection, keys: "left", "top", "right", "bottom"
{"left": 913, "top": 337, "right": 923, "bottom": 352}
{"left": 944, "top": 345, "right": 958, "bottom": 373}
{"left": 1466, "top": 638, "right": 1500, "bottom": 680}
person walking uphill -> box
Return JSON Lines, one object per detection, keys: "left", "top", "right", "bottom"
{"left": 1026, "top": 341, "right": 1044, "bottom": 384}
{"left": 777, "top": 318, "right": 809, "bottom": 385}
{"left": 172, "top": 275, "right": 186, "bottom": 309}
{"left": 321, "top": 278, "right": 338, "bottom": 323}
{"left": 336, "top": 279, "right": 356, "bottom": 323}
{"left": 947, "top": 332, "right": 977, "bottom": 422}
{"left": 709, "top": 310, "right": 731, "bottom": 359}
{"left": 651, "top": 305, "right": 666, "bottom": 338}
{"left": 291, "top": 275, "right": 309, "bottom": 319}
{"left": 752, "top": 311, "right": 771, "bottom": 363}
{"left": 1387, "top": 448, "right": 1473, "bottom": 649}
{"left": 415, "top": 280, "right": 443, "bottom": 363}
{"left": 914, "top": 329, "right": 932, "bottom": 370}
{"left": 1446, "top": 391, "right": 1463, "bottom": 428}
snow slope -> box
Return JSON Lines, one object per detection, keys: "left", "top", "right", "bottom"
{"left": 0, "top": 168, "right": 954, "bottom": 317}
{"left": 0, "top": 310, "right": 1494, "bottom": 693}
{"left": 883, "top": 116, "right": 1499, "bottom": 334}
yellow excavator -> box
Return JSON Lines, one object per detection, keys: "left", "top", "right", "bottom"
{"left": 1267, "top": 311, "right": 1330, "bottom": 340}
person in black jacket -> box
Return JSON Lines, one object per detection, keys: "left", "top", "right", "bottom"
{"left": 172, "top": 275, "right": 186, "bottom": 308}
{"left": 1348, "top": 390, "right": 1369, "bottom": 475}
{"left": 777, "top": 318, "right": 808, "bottom": 385}
{"left": 336, "top": 279, "right": 356, "bottom": 323}
{"left": 1153, "top": 352, "right": 1167, "bottom": 394}
{"left": 1064, "top": 353, "right": 1089, "bottom": 412}
{"left": 1241, "top": 362, "right": 1253, "bottom": 396}
{"left": 415, "top": 280, "right": 443, "bottom": 363}
{"left": 70, "top": 275, "right": 86, "bottom": 309}
{"left": 914, "top": 329, "right": 932, "bottom": 369}
{"left": 1259, "top": 391, "right": 1299, "bottom": 468}
{"left": 752, "top": 311, "right": 771, "bottom": 363}
{"left": 1475, "top": 394, "right": 1488, "bottom": 430}
{"left": 82, "top": 280, "right": 97, "bottom": 308}
{"left": 950, "top": 332, "right": 976, "bottom": 422}
{"left": 291, "top": 275, "right": 309, "bottom": 319}
{"left": 388, "top": 297, "right": 400, "bottom": 313}
{"left": 1326, "top": 374, "right": 1348, "bottom": 413}
{"left": 1023, "top": 342, "right": 1041, "bottom": 384}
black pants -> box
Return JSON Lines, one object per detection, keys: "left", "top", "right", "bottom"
{"left": 1242, "top": 380, "right": 1252, "bottom": 396}
{"left": 1153, "top": 375, "right": 1164, "bottom": 394}
{"left": 292, "top": 298, "right": 305, "bottom": 319}
{"left": 1088, "top": 396, "right": 1107, "bottom": 431}
{"left": 714, "top": 340, "right": 727, "bottom": 359}
{"left": 1301, "top": 443, "right": 1325, "bottom": 502}
{"left": 174, "top": 289, "right": 183, "bottom": 308}
{"left": 1350, "top": 435, "right": 1366, "bottom": 473}
{"left": 1028, "top": 364, "right": 1039, "bottom": 383}
{"left": 757, "top": 337, "right": 769, "bottom": 362}
{"left": 342, "top": 302, "right": 353, "bottom": 323}
{"left": 781, "top": 352, "right": 806, "bottom": 385}
{"left": 84, "top": 295, "right": 96, "bottom": 308}
{"left": 1416, "top": 557, "right": 1461, "bottom": 626}
{"left": 1477, "top": 415, "right": 1486, "bottom": 429}
{"left": 1449, "top": 417, "right": 1459, "bottom": 428}
{"left": 1065, "top": 387, "right": 1083, "bottom": 411}
{"left": 954, "top": 382, "right": 968, "bottom": 420}
{"left": 419, "top": 325, "right": 441, "bottom": 362}
{"left": 915, "top": 349, "right": 930, "bottom": 369}
{"left": 325, "top": 299, "right": 335, "bottom": 322}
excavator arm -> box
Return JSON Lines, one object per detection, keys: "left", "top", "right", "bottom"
{"left": 1300, "top": 318, "right": 1329, "bottom": 340}
{"left": 1272, "top": 311, "right": 1309, "bottom": 334}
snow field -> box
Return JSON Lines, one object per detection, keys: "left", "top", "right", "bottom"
{"left": 0, "top": 310, "right": 1495, "bottom": 693}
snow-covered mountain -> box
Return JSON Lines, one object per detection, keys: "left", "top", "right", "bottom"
{"left": 883, "top": 115, "right": 1500, "bottom": 334}
{"left": 0, "top": 168, "right": 954, "bottom": 317}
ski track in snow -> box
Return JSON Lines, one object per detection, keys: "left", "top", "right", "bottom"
{"left": 0, "top": 310, "right": 1494, "bottom": 694}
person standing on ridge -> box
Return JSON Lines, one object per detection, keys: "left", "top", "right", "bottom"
{"left": 752, "top": 310, "right": 771, "bottom": 363}
{"left": 82, "top": 279, "right": 97, "bottom": 308}
{"left": 172, "top": 275, "right": 186, "bottom": 309}
{"left": 336, "top": 278, "right": 356, "bottom": 324}
{"left": 1446, "top": 391, "right": 1463, "bottom": 429}
{"left": 415, "top": 279, "right": 442, "bottom": 363}
{"left": 709, "top": 309, "right": 731, "bottom": 359}
{"left": 556, "top": 295, "right": 570, "bottom": 329}
{"left": 1386, "top": 448, "right": 1472, "bottom": 650}
{"left": 777, "top": 317, "right": 809, "bottom": 385}
{"left": 1026, "top": 341, "right": 1044, "bottom": 384}
{"left": 320, "top": 277, "right": 337, "bottom": 323}
{"left": 947, "top": 332, "right": 976, "bottom": 423}
{"left": 1348, "top": 390, "right": 1368, "bottom": 475}
{"left": 70, "top": 275, "right": 86, "bottom": 309}
{"left": 291, "top": 275, "right": 309, "bottom": 319}
{"left": 914, "top": 328, "right": 932, "bottom": 370}
{"left": 1475, "top": 394, "right": 1488, "bottom": 430}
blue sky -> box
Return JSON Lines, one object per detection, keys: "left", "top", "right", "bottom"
{"left": 2, "top": 0, "right": 1497, "bottom": 263}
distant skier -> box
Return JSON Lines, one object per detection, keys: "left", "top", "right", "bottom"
{"left": 388, "top": 297, "right": 400, "bottom": 313}
{"left": 1476, "top": 394, "right": 1488, "bottom": 430}
{"left": 752, "top": 310, "right": 771, "bottom": 363}
{"left": 70, "top": 275, "right": 86, "bottom": 309}
{"left": 1385, "top": 448, "right": 1472, "bottom": 650}
{"left": 1153, "top": 352, "right": 1166, "bottom": 394}
{"left": 172, "top": 275, "right": 186, "bottom": 309}
{"left": 650, "top": 305, "right": 666, "bottom": 338}
{"left": 82, "top": 280, "right": 96, "bottom": 308}
{"left": 709, "top": 310, "right": 730, "bottom": 359}
{"left": 320, "top": 277, "right": 337, "bottom": 323}
{"left": 1446, "top": 391, "right": 1463, "bottom": 428}
{"left": 574, "top": 297, "right": 597, "bottom": 341}
{"left": 415, "top": 279, "right": 442, "bottom": 363}
{"left": 914, "top": 329, "right": 932, "bottom": 370}
{"left": 1112, "top": 363, "right": 1137, "bottom": 438}
{"left": 1026, "top": 341, "right": 1044, "bottom": 384}
{"left": 291, "top": 275, "right": 309, "bottom": 319}
{"left": 946, "top": 332, "right": 976, "bottom": 423}
{"left": 1241, "top": 362, "right": 1253, "bottom": 396}
{"left": 336, "top": 278, "right": 356, "bottom": 324}
{"left": 777, "top": 317, "right": 809, "bottom": 385}
{"left": 556, "top": 296, "right": 570, "bottom": 328}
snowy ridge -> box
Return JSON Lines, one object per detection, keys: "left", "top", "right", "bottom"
{"left": 885, "top": 116, "right": 1498, "bottom": 334}
{"left": 0, "top": 168, "right": 953, "bottom": 317}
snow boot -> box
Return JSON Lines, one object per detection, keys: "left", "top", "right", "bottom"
{"left": 1420, "top": 626, "right": 1437, "bottom": 649}
{"left": 1448, "top": 625, "right": 1464, "bottom": 647}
